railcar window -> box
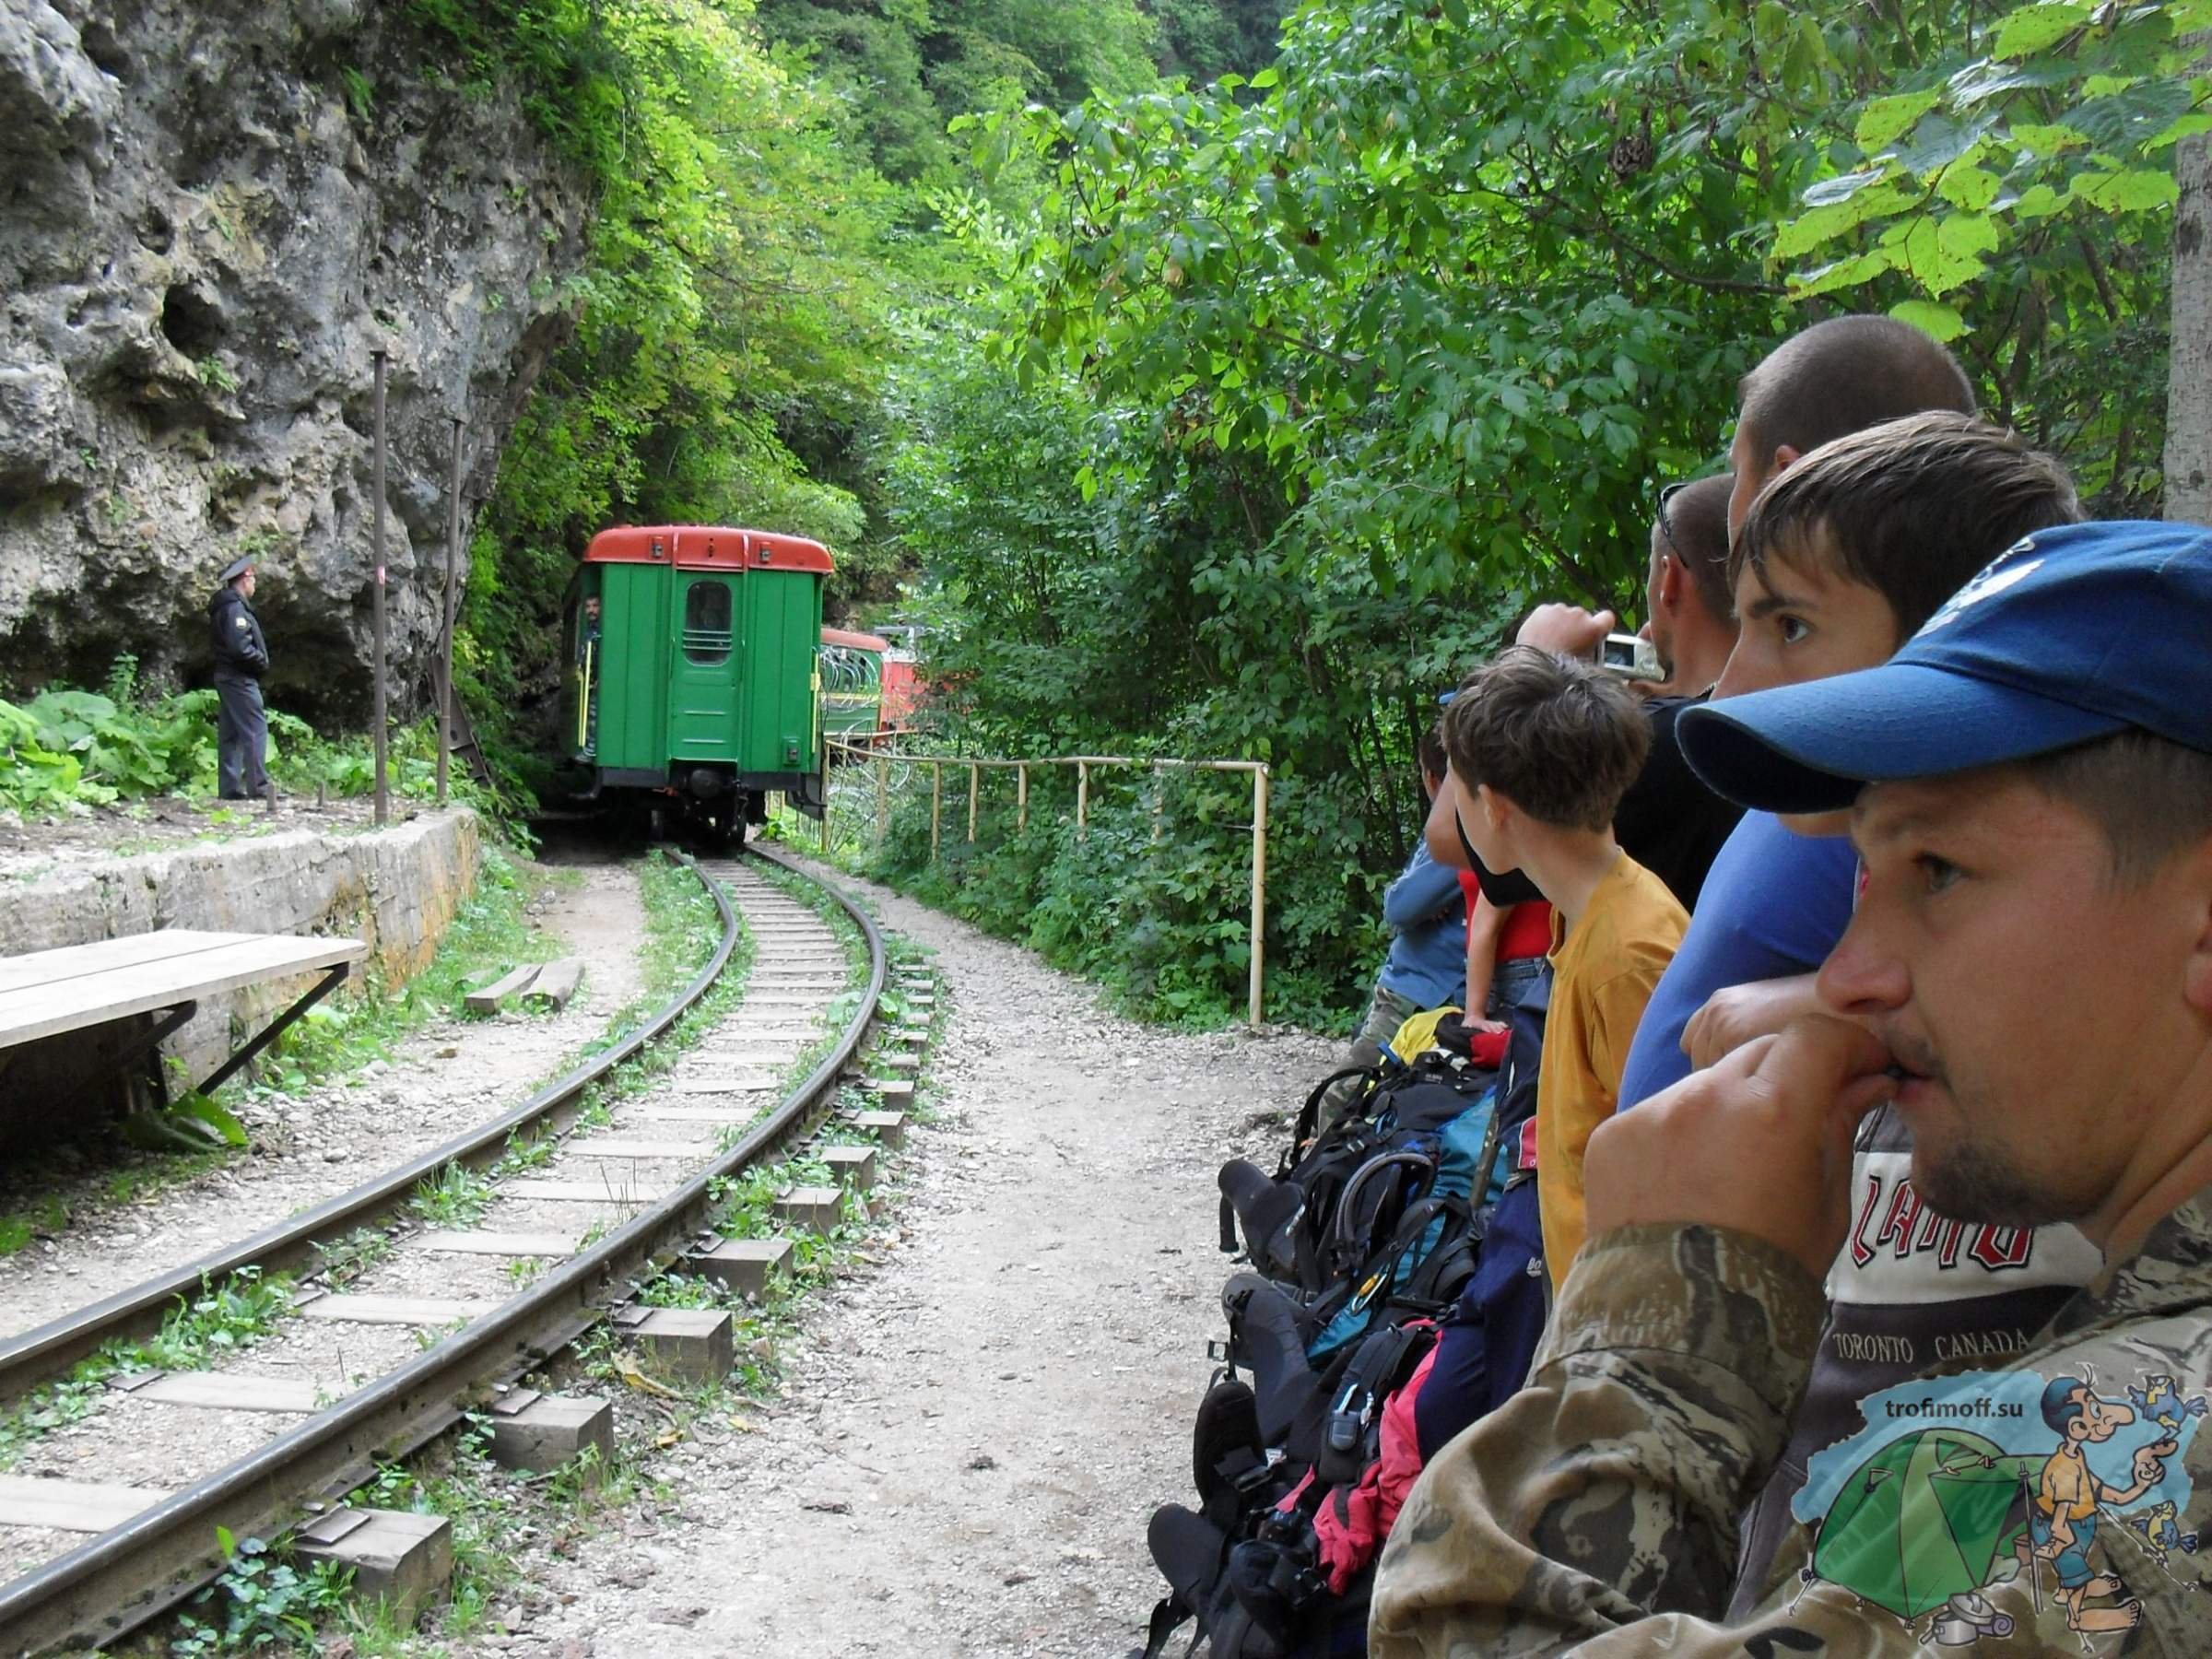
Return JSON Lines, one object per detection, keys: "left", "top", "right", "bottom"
{"left": 683, "top": 580, "right": 733, "bottom": 665}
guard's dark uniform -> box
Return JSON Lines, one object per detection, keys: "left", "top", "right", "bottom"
{"left": 208, "top": 577, "right": 270, "bottom": 799}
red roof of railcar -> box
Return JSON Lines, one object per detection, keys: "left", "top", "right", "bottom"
{"left": 582, "top": 525, "right": 835, "bottom": 573}
{"left": 820, "top": 626, "right": 890, "bottom": 653}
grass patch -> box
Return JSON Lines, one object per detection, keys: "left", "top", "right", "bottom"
{"left": 0, "top": 1266, "right": 294, "bottom": 1472}
{"left": 406, "top": 1164, "right": 493, "bottom": 1230}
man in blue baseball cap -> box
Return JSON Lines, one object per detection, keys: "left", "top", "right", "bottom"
{"left": 1371, "top": 520, "right": 2212, "bottom": 1654}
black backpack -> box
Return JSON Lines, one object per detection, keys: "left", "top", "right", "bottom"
{"left": 1144, "top": 1318, "right": 1438, "bottom": 1659}
{"left": 1142, "top": 979, "right": 1555, "bottom": 1659}
{"left": 1217, "top": 1047, "right": 1499, "bottom": 1338}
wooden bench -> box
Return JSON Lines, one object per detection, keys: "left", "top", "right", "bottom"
{"left": 0, "top": 930, "right": 368, "bottom": 1107}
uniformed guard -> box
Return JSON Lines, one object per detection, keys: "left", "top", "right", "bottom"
{"left": 208, "top": 554, "right": 271, "bottom": 800}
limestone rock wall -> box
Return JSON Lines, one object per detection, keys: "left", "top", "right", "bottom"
{"left": 0, "top": 0, "right": 589, "bottom": 719}
{"left": 0, "top": 808, "right": 481, "bottom": 1088}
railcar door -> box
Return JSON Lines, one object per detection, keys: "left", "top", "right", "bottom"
{"left": 669, "top": 572, "right": 742, "bottom": 763}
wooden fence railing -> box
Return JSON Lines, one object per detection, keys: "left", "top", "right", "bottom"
{"left": 821, "top": 737, "right": 1271, "bottom": 1027}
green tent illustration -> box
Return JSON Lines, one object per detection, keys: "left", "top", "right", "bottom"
{"left": 1810, "top": 1427, "right": 2045, "bottom": 1619}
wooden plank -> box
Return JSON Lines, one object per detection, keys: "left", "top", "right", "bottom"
{"left": 119, "top": 1371, "right": 324, "bottom": 1414}
{"left": 300, "top": 1294, "right": 493, "bottom": 1326}
{"left": 669, "top": 1076, "right": 778, "bottom": 1096}
{"left": 630, "top": 1105, "right": 761, "bottom": 1124}
{"left": 464, "top": 963, "right": 540, "bottom": 1014}
{"left": 0, "top": 1475, "right": 172, "bottom": 1534}
{"left": 563, "top": 1137, "right": 715, "bottom": 1160}
{"left": 0, "top": 930, "right": 249, "bottom": 994}
{"left": 500, "top": 1179, "right": 665, "bottom": 1204}
{"left": 416, "top": 1230, "right": 577, "bottom": 1257}
{"left": 0, "top": 934, "right": 367, "bottom": 1051}
{"left": 523, "top": 957, "right": 586, "bottom": 1011}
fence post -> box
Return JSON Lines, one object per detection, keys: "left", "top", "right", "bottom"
{"left": 967, "top": 763, "right": 979, "bottom": 843}
{"left": 1150, "top": 767, "right": 1165, "bottom": 845}
{"left": 874, "top": 752, "right": 888, "bottom": 849}
{"left": 1249, "top": 765, "right": 1269, "bottom": 1029}
{"left": 930, "top": 761, "right": 943, "bottom": 859}
{"left": 1077, "top": 760, "right": 1089, "bottom": 837}
{"left": 1017, "top": 763, "right": 1029, "bottom": 831}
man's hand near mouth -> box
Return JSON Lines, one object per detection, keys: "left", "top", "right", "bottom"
{"left": 1582, "top": 1014, "right": 1902, "bottom": 1281}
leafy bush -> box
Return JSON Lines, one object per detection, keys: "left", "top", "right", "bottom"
{"left": 0, "top": 657, "right": 527, "bottom": 833}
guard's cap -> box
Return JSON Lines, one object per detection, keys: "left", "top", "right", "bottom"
{"left": 218, "top": 555, "right": 256, "bottom": 584}
{"left": 1678, "top": 520, "right": 2212, "bottom": 814}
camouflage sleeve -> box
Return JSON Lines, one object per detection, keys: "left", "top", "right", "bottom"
{"left": 1369, "top": 1222, "right": 1828, "bottom": 1657}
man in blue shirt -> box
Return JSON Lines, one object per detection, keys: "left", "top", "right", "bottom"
{"left": 1322, "top": 727, "right": 1466, "bottom": 1130}
{"left": 1618, "top": 814, "right": 1855, "bottom": 1104}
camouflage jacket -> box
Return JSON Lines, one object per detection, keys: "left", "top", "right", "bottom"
{"left": 1369, "top": 1199, "right": 2212, "bottom": 1657}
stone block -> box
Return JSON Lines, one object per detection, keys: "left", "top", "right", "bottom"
{"left": 852, "top": 1110, "right": 907, "bottom": 1148}
{"left": 487, "top": 1390, "right": 615, "bottom": 1475}
{"left": 695, "top": 1236, "right": 794, "bottom": 1296}
{"left": 820, "top": 1144, "right": 878, "bottom": 1190}
{"left": 617, "top": 1307, "right": 734, "bottom": 1387}
{"left": 296, "top": 1508, "right": 452, "bottom": 1627}
{"left": 775, "top": 1184, "right": 846, "bottom": 1233}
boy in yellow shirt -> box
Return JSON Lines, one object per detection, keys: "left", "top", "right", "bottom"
{"left": 1444, "top": 646, "right": 1686, "bottom": 1288}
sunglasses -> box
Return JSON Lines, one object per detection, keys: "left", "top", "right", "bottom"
{"left": 1655, "top": 479, "right": 1693, "bottom": 556}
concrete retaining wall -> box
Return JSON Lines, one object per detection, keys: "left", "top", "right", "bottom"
{"left": 0, "top": 809, "right": 481, "bottom": 1099}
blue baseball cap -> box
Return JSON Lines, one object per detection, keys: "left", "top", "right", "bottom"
{"left": 1677, "top": 520, "right": 2212, "bottom": 814}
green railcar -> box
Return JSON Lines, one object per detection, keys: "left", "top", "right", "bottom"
{"left": 560, "top": 524, "right": 830, "bottom": 841}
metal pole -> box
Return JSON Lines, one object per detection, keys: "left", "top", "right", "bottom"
{"left": 930, "top": 761, "right": 943, "bottom": 859}
{"left": 1250, "top": 766, "right": 1269, "bottom": 1029}
{"left": 1017, "top": 763, "right": 1029, "bottom": 832}
{"left": 1077, "top": 760, "right": 1089, "bottom": 837}
{"left": 438, "top": 416, "right": 462, "bottom": 807}
{"left": 820, "top": 740, "right": 832, "bottom": 855}
{"left": 967, "top": 763, "right": 979, "bottom": 843}
{"left": 370, "top": 348, "right": 390, "bottom": 827}
{"left": 874, "top": 753, "right": 888, "bottom": 849}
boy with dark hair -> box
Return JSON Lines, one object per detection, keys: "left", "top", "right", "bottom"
{"left": 1443, "top": 647, "right": 1685, "bottom": 1288}
{"left": 1606, "top": 411, "right": 2087, "bottom": 1607}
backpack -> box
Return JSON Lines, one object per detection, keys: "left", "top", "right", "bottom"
{"left": 1145, "top": 1322, "right": 1438, "bottom": 1659}
{"left": 1141, "top": 971, "right": 1556, "bottom": 1659}
{"left": 1217, "top": 1045, "right": 1500, "bottom": 1366}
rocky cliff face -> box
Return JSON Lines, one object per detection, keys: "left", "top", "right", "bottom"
{"left": 0, "top": 0, "right": 589, "bottom": 720}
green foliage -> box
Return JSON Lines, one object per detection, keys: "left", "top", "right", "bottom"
{"left": 408, "top": 1162, "right": 495, "bottom": 1229}
{"left": 0, "top": 657, "right": 518, "bottom": 831}
{"left": 866, "top": 0, "right": 2194, "bottom": 1025}
{"left": 1771, "top": 0, "right": 2203, "bottom": 507}
{"left": 170, "top": 1533, "right": 351, "bottom": 1658}
{"left": 423, "top": 0, "right": 1267, "bottom": 759}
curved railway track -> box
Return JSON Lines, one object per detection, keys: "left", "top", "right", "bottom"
{"left": 0, "top": 844, "right": 900, "bottom": 1654}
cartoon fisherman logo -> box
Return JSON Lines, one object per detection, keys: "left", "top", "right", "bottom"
{"left": 1791, "top": 1368, "right": 2206, "bottom": 1648}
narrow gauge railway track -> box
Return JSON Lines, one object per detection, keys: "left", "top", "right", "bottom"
{"left": 0, "top": 844, "right": 889, "bottom": 1654}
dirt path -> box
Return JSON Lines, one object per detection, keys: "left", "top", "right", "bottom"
{"left": 478, "top": 859, "right": 1336, "bottom": 1659}
{"left": 0, "top": 863, "right": 649, "bottom": 1339}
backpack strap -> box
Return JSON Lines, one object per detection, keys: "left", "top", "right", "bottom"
{"left": 1328, "top": 1149, "right": 1439, "bottom": 1273}
{"left": 1291, "top": 1065, "right": 1379, "bottom": 1160}
{"left": 1144, "top": 1595, "right": 1197, "bottom": 1659}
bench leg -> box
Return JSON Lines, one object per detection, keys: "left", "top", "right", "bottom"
{"left": 193, "top": 963, "right": 351, "bottom": 1097}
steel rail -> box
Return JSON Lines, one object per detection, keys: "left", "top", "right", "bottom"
{"left": 0, "top": 855, "right": 743, "bottom": 1406}
{"left": 0, "top": 846, "right": 885, "bottom": 1655}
